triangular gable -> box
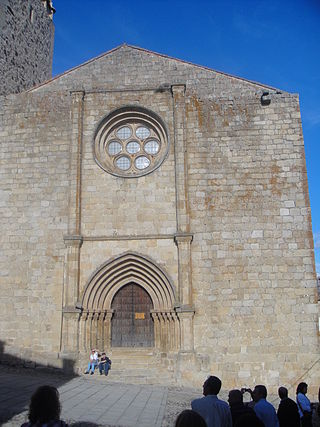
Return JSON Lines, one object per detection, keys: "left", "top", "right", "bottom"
{"left": 28, "top": 43, "right": 282, "bottom": 93}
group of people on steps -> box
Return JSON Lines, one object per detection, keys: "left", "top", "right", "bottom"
{"left": 84, "top": 349, "right": 112, "bottom": 376}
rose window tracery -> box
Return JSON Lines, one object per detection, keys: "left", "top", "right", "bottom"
{"left": 94, "top": 107, "right": 169, "bottom": 178}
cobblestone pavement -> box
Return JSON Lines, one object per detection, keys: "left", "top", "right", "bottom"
{"left": 0, "top": 366, "right": 200, "bottom": 427}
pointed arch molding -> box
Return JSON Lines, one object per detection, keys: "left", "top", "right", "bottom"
{"left": 81, "top": 252, "right": 176, "bottom": 311}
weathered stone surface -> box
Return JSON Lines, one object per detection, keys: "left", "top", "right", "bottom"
{"left": 0, "top": 0, "right": 54, "bottom": 96}
{"left": 0, "top": 42, "right": 319, "bottom": 397}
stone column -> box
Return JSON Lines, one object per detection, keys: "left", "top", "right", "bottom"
{"left": 60, "top": 91, "right": 85, "bottom": 372}
{"left": 176, "top": 308, "right": 195, "bottom": 352}
{"left": 79, "top": 310, "right": 88, "bottom": 352}
{"left": 151, "top": 311, "right": 161, "bottom": 349}
{"left": 86, "top": 311, "right": 92, "bottom": 350}
{"left": 174, "top": 234, "right": 193, "bottom": 305}
{"left": 173, "top": 312, "right": 180, "bottom": 350}
{"left": 104, "top": 310, "right": 114, "bottom": 351}
{"left": 172, "top": 84, "right": 195, "bottom": 359}
{"left": 171, "top": 84, "right": 189, "bottom": 233}
{"left": 167, "top": 311, "right": 175, "bottom": 351}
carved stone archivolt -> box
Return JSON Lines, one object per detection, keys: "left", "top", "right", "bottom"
{"left": 79, "top": 252, "right": 180, "bottom": 352}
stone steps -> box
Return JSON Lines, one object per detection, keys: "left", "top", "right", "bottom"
{"left": 81, "top": 348, "right": 176, "bottom": 385}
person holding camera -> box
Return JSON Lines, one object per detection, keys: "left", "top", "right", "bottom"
{"left": 228, "top": 389, "right": 255, "bottom": 425}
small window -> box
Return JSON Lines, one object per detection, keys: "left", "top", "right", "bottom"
{"left": 117, "top": 126, "right": 132, "bottom": 140}
{"left": 108, "top": 141, "right": 122, "bottom": 155}
{"left": 136, "top": 126, "right": 150, "bottom": 139}
{"left": 115, "top": 156, "right": 131, "bottom": 171}
{"left": 135, "top": 156, "right": 150, "bottom": 170}
{"left": 126, "top": 141, "right": 140, "bottom": 154}
{"left": 144, "top": 140, "right": 160, "bottom": 155}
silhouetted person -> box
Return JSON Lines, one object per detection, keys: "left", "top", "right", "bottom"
{"left": 191, "top": 375, "right": 232, "bottom": 427}
{"left": 21, "top": 385, "right": 68, "bottom": 427}
{"left": 234, "top": 413, "right": 265, "bottom": 427}
{"left": 296, "top": 382, "right": 312, "bottom": 427}
{"left": 276, "top": 386, "right": 299, "bottom": 427}
{"left": 175, "top": 409, "right": 207, "bottom": 427}
{"left": 252, "top": 385, "right": 279, "bottom": 427}
{"left": 228, "top": 389, "right": 255, "bottom": 426}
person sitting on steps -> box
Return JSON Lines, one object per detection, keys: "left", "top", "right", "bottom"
{"left": 98, "top": 352, "right": 111, "bottom": 376}
{"left": 84, "top": 349, "right": 98, "bottom": 375}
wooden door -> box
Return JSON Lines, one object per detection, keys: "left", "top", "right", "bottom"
{"left": 111, "top": 283, "right": 154, "bottom": 347}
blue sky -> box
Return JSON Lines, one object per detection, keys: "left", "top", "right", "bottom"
{"left": 52, "top": 0, "right": 320, "bottom": 273}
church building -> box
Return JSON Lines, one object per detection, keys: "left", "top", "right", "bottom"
{"left": 0, "top": 0, "right": 319, "bottom": 391}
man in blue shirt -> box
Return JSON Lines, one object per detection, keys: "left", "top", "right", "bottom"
{"left": 253, "top": 385, "right": 279, "bottom": 427}
{"left": 191, "top": 376, "right": 232, "bottom": 427}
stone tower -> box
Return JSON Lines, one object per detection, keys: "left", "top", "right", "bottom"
{"left": 0, "top": 0, "right": 55, "bottom": 96}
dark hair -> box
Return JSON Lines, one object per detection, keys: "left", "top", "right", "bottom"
{"left": 28, "top": 385, "right": 61, "bottom": 424}
{"left": 255, "top": 385, "right": 267, "bottom": 399}
{"left": 296, "top": 382, "right": 308, "bottom": 395}
{"left": 278, "top": 386, "right": 288, "bottom": 399}
{"left": 204, "top": 376, "right": 222, "bottom": 395}
{"left": 228, "top": 389, "right": 243, "bottom": 405}
{"left": 175, "top": 410, "right": 206, "bottom": 427}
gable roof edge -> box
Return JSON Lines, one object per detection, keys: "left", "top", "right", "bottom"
{"left": 28, "top": 43, "right": 286, "bottom": 93}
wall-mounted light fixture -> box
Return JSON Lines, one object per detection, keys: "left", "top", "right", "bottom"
{"left": 261, "top": 91, "right": 271, "bottom": 106}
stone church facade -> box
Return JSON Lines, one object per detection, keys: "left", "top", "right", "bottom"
{"left": 0, "top": 0, "right": 319, "bottom": 392}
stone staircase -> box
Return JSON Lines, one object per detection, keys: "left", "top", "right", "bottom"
{"left": 104, "top": 347, "right": 177, "bottom": 385}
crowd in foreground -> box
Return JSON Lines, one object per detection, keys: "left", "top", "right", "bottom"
{"left": 20, "top": 375, "right": 320, "bottom": 427}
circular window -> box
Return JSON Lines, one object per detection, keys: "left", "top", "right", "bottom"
{"left": 135, "top": 156, "right": 150, "bottom": 170}
{"left": 117, "top": 126, "right": 132, "bottom": 140}
{"left": 108, "top": 141, "right": 122, "bottom": 155}
{"left": 115, "top": 156, "right": 131, "bottom": 170}
{"left": 126, "top": 141, "right": 140, "bottom": 154}
{"left": 144, "top": 140, "right": 160, "bottom": 155}
{"left": 94, "top": 106, "right": 169, "bottom": 178}
{"left": 136, "top": 126, "right": 150, "bottom": 139}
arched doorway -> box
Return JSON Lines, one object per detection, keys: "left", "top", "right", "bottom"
{"left": 80, "top": 252, "right": 179, "bottom": 352}
{"left": 111, "top": 283, "right": 154, "bottom": 347}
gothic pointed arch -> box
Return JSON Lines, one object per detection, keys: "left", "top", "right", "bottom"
{"left": 81, "top": 252, "right": 176, "bottom": 311}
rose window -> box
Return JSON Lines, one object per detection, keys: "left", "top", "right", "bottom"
{"left": 94, "top": 107, "right": 169, "bottom": 177}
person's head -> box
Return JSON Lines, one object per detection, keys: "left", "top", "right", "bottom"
{"left": 203, "top": 376, "right": 222, "bottom": 396}
{"left": 296, "top": 382, "right": 308, "bottom": 395}
{"left": 175, "top": 410, "right": 206, "bottom": 427}
{"left": 235, "top": 413, "right": 265, "bottom": 427}
{"left": 28, "top": 385, "right": 61, "bottom": 424}
{"left": 252, "top": 385, "right": 267, "bottom": 402}
{"left": 278, "top": 387, "right": 288, "bottom": 400}
{"left": 102, "top": 352, "right": 106, "bottom": 356}
{"left": 228, "top": 389, "right": 244, "bottom": 406}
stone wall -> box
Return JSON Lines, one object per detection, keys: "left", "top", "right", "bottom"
{"left": 0, "top": 45, "right": 318, "bottom": 395}
{"left": 0, "top": 0, "right": 54, "bottom": 96}
{"left": 0, "top": 91, "right": 70, "bottom": 367}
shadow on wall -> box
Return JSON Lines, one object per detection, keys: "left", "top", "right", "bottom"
{"left": 0, "top": 340, "right": 77, "bottom": 425}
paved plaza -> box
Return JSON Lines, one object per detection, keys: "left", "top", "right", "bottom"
{"left": 0, "top": 367, "right": 199, "bottom": 427}
{"left": 1, "top": 366, "right": 320, "bottom": 427}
